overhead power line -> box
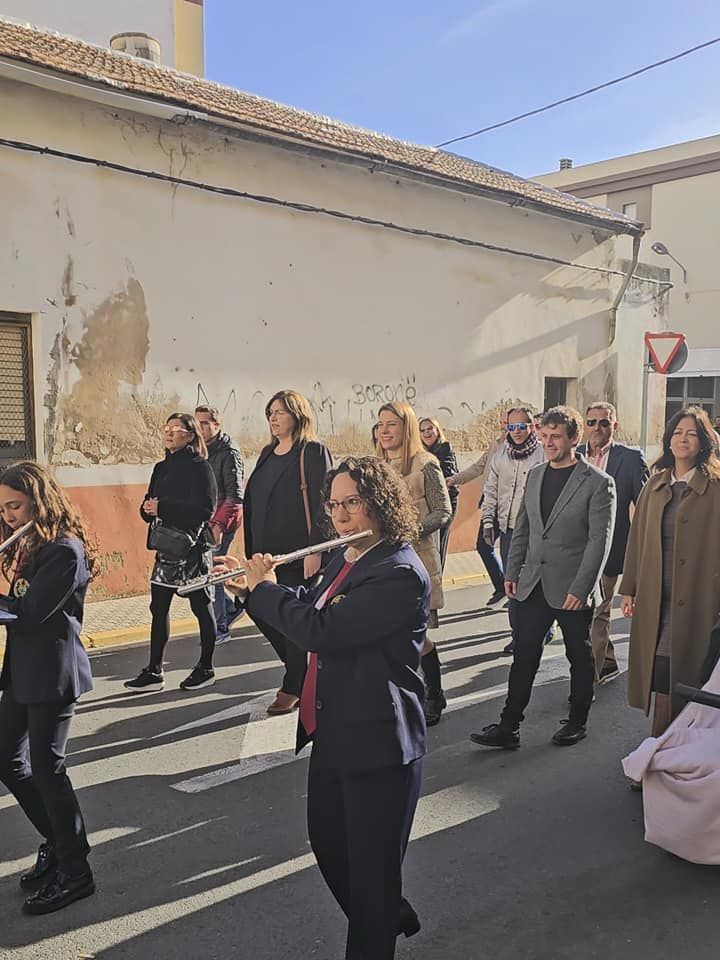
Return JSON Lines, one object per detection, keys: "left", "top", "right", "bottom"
{"left": 435, "top": 36, "right": 720, "bottom": 149}
{"left": 0, "top": 136, "right": 670, "bottom": 284}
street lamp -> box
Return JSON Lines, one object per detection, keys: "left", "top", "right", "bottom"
{"left": 651, "top": 241, "right": 688, "bottom": 284}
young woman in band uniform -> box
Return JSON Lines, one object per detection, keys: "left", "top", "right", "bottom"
{"left": 218, "top": 457, "right": 429, "bottom": 960}
{"left": 0, "top": 461, "right": 96, "bottom": 915}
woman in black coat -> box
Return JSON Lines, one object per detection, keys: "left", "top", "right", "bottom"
{"left": 124, "top": 413, "right": 217, "bottom": 694}
{"left": 420, "top": 417, "right": 459, "bottom": 571}
{"left": 0, "top": 461, "right": 95, "bottom": 915}
{"left": 243, "top": 390, "right": 332, "bottom": 714}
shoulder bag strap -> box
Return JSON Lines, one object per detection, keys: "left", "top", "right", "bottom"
{"left": 299, "top": 444, "right": 313, "bottom": 537}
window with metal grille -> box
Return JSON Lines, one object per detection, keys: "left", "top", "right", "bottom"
{"left": 0, "top": 314, "right": 35, "bottom": 465}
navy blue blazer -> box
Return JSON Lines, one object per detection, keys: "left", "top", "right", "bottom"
{"left": 247, "top": 541, "right": 430, "bottom": 771}
{"left": 577, "top": 442, "right": 649, "bottom": 577}
{"left": 0, "top": 537, "right": 93, "bottom": 704}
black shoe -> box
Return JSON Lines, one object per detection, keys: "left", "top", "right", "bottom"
{"left": 487, "top": 588, "right": 505, "bottom": 606}
{"left": 424, "top": 691, "right": 447, "bottom": 727}
{"left": 179, "top": 666, "right": 215, "bottom": 690}
{"left": 124, "top": 668, "right": 165, "bottom": 692}
{"left": 598, "top": 664, "right": 620, "bottom": 685}
{"left": 502, "top": 640, "right": 515, "bottom": 655}
{"left": 23, "top": 870, "right": 95, "bottom": 915}
{"left": 20, "top": 843, "right": 57, "bottom": 891}
{"left": 470, "top": 723, "right": 520, "bottom": 749}
{"left": 398, "top": 898, "right": 421, "bottom": 939}
{"left": 552, "top": 721, "right": 587, "bottom": 746}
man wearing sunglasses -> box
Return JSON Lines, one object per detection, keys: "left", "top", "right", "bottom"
{"left": 577, "top": 402, "right": 649, "bottom": 685}
{"left": 481, "top": 407, "right": 546, "bottom": 653}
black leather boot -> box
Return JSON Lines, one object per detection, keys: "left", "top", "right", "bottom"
{"left": 19, "top": 843, "right": 57, "bottom": 891}
{"left": 23, "top": 869, "right": 95, "bottom": 915}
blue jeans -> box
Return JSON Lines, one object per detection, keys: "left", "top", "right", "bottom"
{"left": 476, "top": 524, "right": 504, "bottom": 594}
{"left": 213, "top": 531, "right": 237, "bottom": 636}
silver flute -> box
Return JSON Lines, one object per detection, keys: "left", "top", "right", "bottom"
{"left": 176, "top": 529, "right": 373, "bottom": 596}
{"left": 0, "top": 521, "right": 33, "bottom": 555}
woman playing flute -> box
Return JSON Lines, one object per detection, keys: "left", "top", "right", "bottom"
{"left": 217, "top": 457, "right": 430, "bottom": 959}
{"left": 0, "top": 462, "right": 96, "bottom": 915}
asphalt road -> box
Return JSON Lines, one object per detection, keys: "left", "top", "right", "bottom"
{"left": 1, "top": 583, "right": 718, "bottom": 960}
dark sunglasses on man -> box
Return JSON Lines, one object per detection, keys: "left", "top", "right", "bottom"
{"left": 586, "top": 418, "right": 612, "bottom": 428}
{"left": 506, "top": 423, "right": 530, "bottom": 432}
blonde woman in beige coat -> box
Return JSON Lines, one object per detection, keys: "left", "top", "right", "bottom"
{"left": 377, "top": 402, "right": 452, "bottom": 725}
{"left": 620, "top": 407, "right": 720, "bottom": 736}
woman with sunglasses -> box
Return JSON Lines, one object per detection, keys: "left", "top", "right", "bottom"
{"left": 419, "top": 417, "right": 459, "bottom": 571}
{"left": 217, "top": 457, "right": 429, "bottom": 958}
{"left": 124, "top": 413, "right": 218, "bottom": 693}
{"left": 481, "top": 407, "right": 545, "bottom": 654}
{"left": 377, "top": 402, "right": 452, "bottom": 725}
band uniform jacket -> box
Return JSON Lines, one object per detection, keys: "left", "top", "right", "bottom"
{"left": 577, "top": 441, "right": 649, "bottom": 577}
{"left": 0, "top": 537, "right": 93, "bottom": 704}
{"left": 246, "top": 541, "right": 431, "bottom": 771}
{"left": 506, "top": 457, "right": 616, "bottom": 609}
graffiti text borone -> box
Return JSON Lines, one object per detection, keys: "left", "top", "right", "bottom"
{"left": 351, "top": 374, "right": 417, "bottom": 407}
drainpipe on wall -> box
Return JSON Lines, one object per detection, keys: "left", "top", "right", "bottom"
{"left": 608, "top": 233, "right": 642, "bottom": 345}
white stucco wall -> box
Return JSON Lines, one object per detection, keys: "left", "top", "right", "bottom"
{"left": 0, "top": 75, "right": 663, "bottom": 469}
{"left": 0, "top": 0, "right": 176, "bottom": 64}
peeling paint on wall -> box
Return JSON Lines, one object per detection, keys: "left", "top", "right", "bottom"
{"left": 49, "top": 276, "right": 179, "bottom": 465}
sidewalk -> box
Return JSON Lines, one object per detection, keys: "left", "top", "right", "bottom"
{"left": 79, "top": 549, "right": 489, "bottom": 649}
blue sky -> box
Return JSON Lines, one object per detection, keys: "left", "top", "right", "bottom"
{"left": 205, "top": 0, "right": 720, "bottom": 178}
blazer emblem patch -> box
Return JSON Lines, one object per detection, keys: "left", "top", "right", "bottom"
{"left": 330, "top": 594, "right": 346, "bottom": 605}
{"left": 13, "top": 578, "right": 29, "bottom": 598}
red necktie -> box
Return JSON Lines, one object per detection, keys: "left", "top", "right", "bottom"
{"left": 299, "top": 560, "right": 353, "bottom": 736}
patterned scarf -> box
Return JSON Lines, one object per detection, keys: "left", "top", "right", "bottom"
{"left": 506, "top": 429, "right": 539, "bottom": 460}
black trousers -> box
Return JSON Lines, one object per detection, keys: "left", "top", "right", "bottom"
{"left": 308, "top": 751, "right": 423, "bottom": 960}
{"left": 149, "top": 582, "right": 216, "bottom": 671}
{"left": 250, "top": 564, "right": 308, "bottom": 696}
{"left": 500, "top": 584, "right": 594, "bottom": 729}
{"left": 439, "top": 502, "right": 457, "bottom": 572}
{"left": 0, "top": 689, "right": 90, "bottom": 876}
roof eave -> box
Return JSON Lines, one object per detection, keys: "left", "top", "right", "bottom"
{"left": 0, "top": 47, "right": 643, "bottom": 238}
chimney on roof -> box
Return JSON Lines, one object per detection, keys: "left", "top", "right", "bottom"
{"left": 110, "top": 33, "right": 161, "bottom": 64}
{"left": 559, "top": 158, "right": 573, "bottom": 170}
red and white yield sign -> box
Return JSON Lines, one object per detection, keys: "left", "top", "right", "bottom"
{"left": 644, "top": 331, "right": 687, "bottom": 374}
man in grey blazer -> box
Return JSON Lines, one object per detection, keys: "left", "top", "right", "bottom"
{"left": 471, "top": 406, "right": 616, "bottom": 748}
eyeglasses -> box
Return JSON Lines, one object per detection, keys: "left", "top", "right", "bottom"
{"left": 506, "top": 423, "right": 530, "bottom": 432}
{"left": 324, "top": 496, "right": 366, "bottom": 516}
{"left": 163, "top": 427, "right": 190, "bottom": 436}
{"left": 586, "top": 418, "right": 611, "bottom": 428}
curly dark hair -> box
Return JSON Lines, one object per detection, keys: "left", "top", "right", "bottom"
{"left": 0, "top": 461, "right": 99, "bottom": 578}
{"left": 653, "top": 406, "right": 720, "bottom": 478}
{"left": 322, "top": 457, "right": 420, "bottom": 545}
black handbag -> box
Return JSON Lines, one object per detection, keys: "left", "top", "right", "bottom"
{"left": 147, "top": 520, "right": 197, "bottom": 561}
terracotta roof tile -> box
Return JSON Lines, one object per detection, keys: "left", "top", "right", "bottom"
{"left": 0, "top": 17, "right": 642, "bottom": 235}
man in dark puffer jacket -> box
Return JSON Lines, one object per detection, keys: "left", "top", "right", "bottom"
{"left": 195, "top": 406, "right": 245, "bottom": 642}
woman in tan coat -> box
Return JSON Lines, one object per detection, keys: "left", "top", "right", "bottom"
{"left": 377, "top": 402, "right": 452, "bottom": 725}
{"left": 620, "top": 407, "right": 720, "bottom": 735}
